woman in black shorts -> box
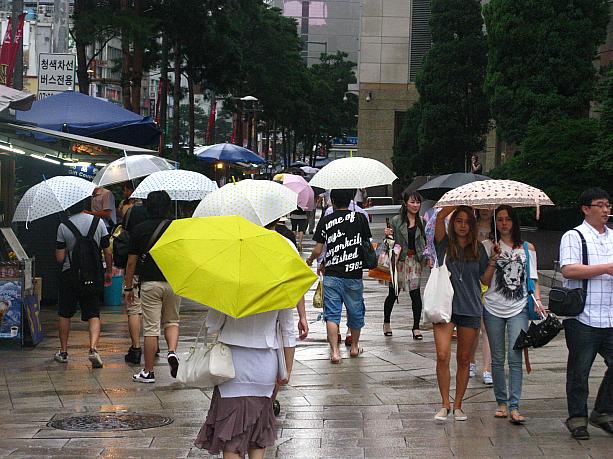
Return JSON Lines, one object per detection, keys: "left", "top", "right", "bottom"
{"left": 289, "top": 207, "right": 308, "bottom": 252}
{"left": 432, "top": 206, "right": 499, "bottom": 422}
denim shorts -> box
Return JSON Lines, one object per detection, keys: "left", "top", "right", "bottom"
{"left": 323, "top": 276, "right": 365, "bottom": 330}
{"left": 451, "top": 313, "right": 481, "bottom": 329}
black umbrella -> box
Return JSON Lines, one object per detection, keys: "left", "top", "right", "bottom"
{"left": 513, "top": 314, "right": 564, "bottom": 350}
{"left": 417, "top": 173, "right": 490, "bottom": 200}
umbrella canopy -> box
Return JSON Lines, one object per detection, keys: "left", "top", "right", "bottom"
{"left": 194, "top": 143, "right": 265, "bottom": 164}
{"left": 282, "top": 174, "right": 315, "bottom": 211}
{"left": 150, "top": 216, "right": 317, "bottom": 318}
{"left": 309, "top": 157, "right": 397, "bottom": 189}
{"left": 93, "top": 154, "right": 176, "bottom": 186}
{"left": 193, "top": 179, "right": 298, "bottom": 227}
{"left": 0, "top": 86, "right": 35, "bottom": 112}
{"left": 417, "top": 173, "right": 490, "bottom": 200}
{"left": 131, "top": 170, "right": 218, "bottom": 201}
{"left": 13, "top": 176, "right": 95, "bottom": 224}
{"left": 16, "top": 91, "right": 160, "bottom": 147}
{"left": 435, "top": 180, "right": 554, "bottom": 211}
{"left": 513, "top": 314, "right": 563, "bottom": 350}
{"left": 300, "top": 166, "right": 319, "bottom": 175}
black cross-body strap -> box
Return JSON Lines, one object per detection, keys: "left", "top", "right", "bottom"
{"left": 573, "top": 228, "right": 589, "bottom": 294}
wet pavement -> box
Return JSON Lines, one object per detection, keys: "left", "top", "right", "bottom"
{"left": 0, "top": 225, "right": 610, "bottom": 458}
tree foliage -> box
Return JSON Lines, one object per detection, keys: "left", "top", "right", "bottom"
{"left": 416, "top": 0, "right": 490, "bottom": 173}
{"left": 483, "top": 0, "right": 609, "bottom": 144}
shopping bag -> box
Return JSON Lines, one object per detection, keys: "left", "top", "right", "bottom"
{"left": 313, "top": 276, "right": 324, "bottom": 308}
{"left": 423, "top": 254, "right": 453, "bottom": 323}
{"left": 177, "top": 320, "right": 235, "bottom": 388}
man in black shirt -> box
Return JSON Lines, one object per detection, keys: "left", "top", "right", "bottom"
{"left": 306, "top": 189, "right": 372, "bottom": 364}
{"left": 124, "top": 191, "right": 180, "bottom": 383}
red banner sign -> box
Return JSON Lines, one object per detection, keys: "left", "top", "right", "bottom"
{"left": 0, "top": 14, "right": 25, "bottom": 87}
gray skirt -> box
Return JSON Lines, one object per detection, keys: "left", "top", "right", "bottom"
{"left": 194, "top": 386, "right": 276, "bottom": 457}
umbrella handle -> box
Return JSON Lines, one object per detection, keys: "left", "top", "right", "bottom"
{"left": 530, "top": 293, "right": 546, "bottom": 320}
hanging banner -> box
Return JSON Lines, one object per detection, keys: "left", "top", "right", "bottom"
{"left": 206, "top": 97, "right": 217, "bottom": 144}
{"left": 0, "top": 14, "right": 24, "bottom": 87}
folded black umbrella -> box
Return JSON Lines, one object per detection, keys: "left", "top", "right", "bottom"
{"left": 513, "top": 314, "right": 564, "bottom": 350}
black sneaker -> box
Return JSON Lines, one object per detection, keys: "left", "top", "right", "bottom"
{"left": 124, "top": 346, "right": 142, "bottom": 365}
{"left": 54, "top": 351, "right": 68, "bottom": 363}
{"left": 133, "top": 369, "right": 155, "bottom": 383}
{"left": 167, "top": 351, "right": 179, "bottom": 378}
{"left": 273, "top": 400, "right": 281, "bottom": 416}
{"left": 566, "top": 419, "right": 590, "bottom": 440}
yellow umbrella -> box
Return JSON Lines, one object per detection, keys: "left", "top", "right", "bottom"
{"left": 150, "top": 215, "right": 317, "bottom": 318}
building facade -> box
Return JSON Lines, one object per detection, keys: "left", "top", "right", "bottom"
{"left": 357, "top": 0, "right": 430, "bottom": 168}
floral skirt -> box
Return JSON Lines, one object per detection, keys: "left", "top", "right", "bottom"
{"left": 194, "top": 386, "right": 277, "bottom": 458}
{"left": 381, "top": 252, "right": 422, "bottom": 292}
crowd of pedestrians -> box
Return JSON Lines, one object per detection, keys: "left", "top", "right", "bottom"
{"left": 50, "top": 183, "right": 612, "bottom": 457}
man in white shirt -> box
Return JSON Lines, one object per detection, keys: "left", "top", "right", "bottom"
{"left": 559, "top": 188, "right": 613, "bottom": 440}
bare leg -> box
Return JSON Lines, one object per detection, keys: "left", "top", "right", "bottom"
{"left": 58, "top": 317, "right": 70, "bottom": 352}
{"left": 433, "top": 322, "right": 454, "bottom": 408}
{"left": 349, "top": 327, "right": 361, "bottom": 356}
{"left": 143, "top": 335, "right": 157, "bottom": 373}
{"left": 88, "top": 317, "right": 101, "bottom": 350}
{"left": 248, "top": 448, "right": 265, "bottom": 459}
{"left": 223, "top": 451, "right": 241, "bottom": 459}
{"left": 454, "top": 326, "right": 480, "bottom": 409}
{"left": 469, "top": 327, "right": 480, "bottom": 366}
{"left": 326, "top": 320, "right": 340, "bottom": 361}
{"left": 128, "top": 314, "right": 141, "bottom": 348}
{"left": 163, "top": 324, "right": 179, "bottom": 352}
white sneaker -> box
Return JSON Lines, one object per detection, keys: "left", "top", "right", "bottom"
{"left": 454, "top": 408, "right": 468, "bottom": 421}
{"left": 434, "top": 407, "right": 449, "bottom": 421}
{"left": 482, "top": 371, "right": 493, "bottom": 385}
{"left": 133, "top": 369, "right": 156, "bottom": 383}
{"left": 469, "top": 363, "right": 476, "bottom": 378}
{"left": 88, "top": 349, "right": 103, "bottom": 368}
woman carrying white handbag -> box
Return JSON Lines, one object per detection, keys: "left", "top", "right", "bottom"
{"left": 194, "top": 307, "right": 296, "bottom": 459}
{"left": 432, "top": 206, "right": 499, "bottom": 422}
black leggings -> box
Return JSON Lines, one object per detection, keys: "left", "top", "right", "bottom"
{"left": 383, "top": 283, "right": 423, "bottom": 330}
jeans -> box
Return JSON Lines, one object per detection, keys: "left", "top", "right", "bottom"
{"left": 383, "top": 284, "right": 423, "bottom": 330}
{"left": 483, "top": 307, "right": 529, "bottom": 411}
{"left": 323, "top": 276, "right": 365, "bottom": 330}
{"left": 564, "top": 319, "right": 613, "bottom": 424}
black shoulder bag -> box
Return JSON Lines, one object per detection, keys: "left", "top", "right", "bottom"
{"left": 548, "top": 229, "right": 588, "bottom": 317}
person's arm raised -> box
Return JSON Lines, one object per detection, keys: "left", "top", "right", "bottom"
{"left": 434, "top": 206, "right": 455, "bottom": 243}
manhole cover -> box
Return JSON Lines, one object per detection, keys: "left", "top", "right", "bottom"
{"left": 47, "top": 413, "right": 174, "bottom": 431}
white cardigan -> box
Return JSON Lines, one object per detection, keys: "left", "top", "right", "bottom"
{"left": 206, "top": 307, "right": 296, "bottom": 349}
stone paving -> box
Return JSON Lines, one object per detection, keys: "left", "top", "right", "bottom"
{"left": 0, "top": 224, "right": 610, "bottom": 458}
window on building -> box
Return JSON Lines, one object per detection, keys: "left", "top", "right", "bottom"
{"left": 409, "top": 0, "right": 431, "bottom": 83}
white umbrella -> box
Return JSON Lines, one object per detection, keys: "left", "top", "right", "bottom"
{"left": 193, "top": 179, "right": 298, "bottom": 227}
{"left": 309, "top": 157, "right": 397, "bottom": 189}
{"left": 13, "top": 176, "right": 96, "bottom": 225}
{"left": 131, "top": 170, "right": 218, "bottom": 201}
{"left": 93, "top": 154, "right": 176, "bottom": 186}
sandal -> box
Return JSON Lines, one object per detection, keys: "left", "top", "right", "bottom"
{"left": 350, "top": 347, "right": 364, "bottom": 358}
{"left": 383, "top": 324, "right": 393, "bottom": 336}
{"left": 330, "top": 355, "right": 341, "bottom": 364}
{"left": 495, "top": 405, "right": 508, "bottom": 418}
{"left": 412, "top": 330, "right": 423, "bottom": 340}
{"left": 509, "top": 410, "right": 526, "bottom": 425}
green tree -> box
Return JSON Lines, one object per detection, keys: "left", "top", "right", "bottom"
{"left": 416, "top": 0, "right": 490, "bottom": 173}
{"left": 392, "top": 104, "right": 422, "bottom": 186}
{"left": 484, "top": 0, "right": 609, "bottom": 144}
{"left": 590, "top": 66, "right": 613, "bottom": 175}
{"left": 490, "top": 117, "right": 605, "bottom": 208}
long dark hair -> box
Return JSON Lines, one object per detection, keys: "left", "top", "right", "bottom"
{"left": 492, "top": 205, "right": 523, "bottom": 248}
{"left": 447, "top": 206, "right": 480, "bottom": 261}
{"left": 399, "top": 191, "right": 425, "bottom": 235}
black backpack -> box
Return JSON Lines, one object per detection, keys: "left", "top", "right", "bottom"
{"left": 111, "top": 207, "right": 133, "bottom": 269}
{"left": 64, "top": 216, "right": 103, "bottom": 294}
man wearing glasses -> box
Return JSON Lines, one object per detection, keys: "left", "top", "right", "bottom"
{"left": 559, "top": 188, "right": 613, "bottom": 440}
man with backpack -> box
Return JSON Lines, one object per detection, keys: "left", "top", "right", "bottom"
{"left": 123, "top": 191, "right": 180, "bottom": 383}
{"left": 55, "top": 197, "right": 112, "bottom": 368}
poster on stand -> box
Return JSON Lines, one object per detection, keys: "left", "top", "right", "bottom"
{"left": 0, "top": 280, "right": 22, "bottom": 340}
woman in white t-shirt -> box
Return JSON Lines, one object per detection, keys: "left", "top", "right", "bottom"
{"left": 481, "top": 205, "right": 545, "bottom": 425}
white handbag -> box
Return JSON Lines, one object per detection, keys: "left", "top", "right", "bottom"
{"left": 423, "top": 253, "right": 454, "bottom": 324}
{"left": 176, "top": 319, "right": 235, "bottom": 388}
{"left": 276, "top": 320, "right": 288, "bottom": 381}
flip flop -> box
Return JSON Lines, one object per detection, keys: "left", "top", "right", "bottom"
{"left": 495, "top": 407, "right": 508, "bottom": 418}
{"left": 330, "top": 356, "right": 341, "bottom": 364}
{"left": 509, "top": 410, "right": 526, "bottom": 425}
{"left": 350, "top": 348, "right": 364, "bottom": 358}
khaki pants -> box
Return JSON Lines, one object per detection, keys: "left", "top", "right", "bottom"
{"left": 140, "top": 281, "right": 181, "bottom": 336}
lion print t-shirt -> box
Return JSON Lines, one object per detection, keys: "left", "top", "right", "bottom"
{"left": 482, "top": 240, "right": 538, "bottom": 318}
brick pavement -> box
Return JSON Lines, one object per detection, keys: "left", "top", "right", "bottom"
{"left": 0, "top": 225, "right": 609, "bottom": 458}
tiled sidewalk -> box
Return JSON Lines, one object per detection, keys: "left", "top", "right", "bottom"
{"left": 0, "top": 233, "right": 609, "bottom": 457}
